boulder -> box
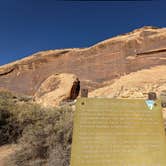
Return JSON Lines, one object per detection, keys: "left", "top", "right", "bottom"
{"left": 34, "top": 73, "right": 80, "bottom": 107}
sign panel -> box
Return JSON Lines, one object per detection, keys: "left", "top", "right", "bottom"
{"left": 71, "top": 98, "right": 166, "bottom": 166}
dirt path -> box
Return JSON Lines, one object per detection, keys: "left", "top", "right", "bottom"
{"left": 0, "top": 145, "right": 15, "bottom": 166}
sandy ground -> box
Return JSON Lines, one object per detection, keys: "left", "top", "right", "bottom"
{"left": 0, "top": 145, "right": 15, "bottom": 166}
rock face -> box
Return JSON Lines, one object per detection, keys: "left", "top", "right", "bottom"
{"left": 34, "top": 73, "right": 80, "bottom": 107}
{"left": 0, "top": 26, "right": 166, "bottom": 104}
{"left": 90, "top": 65, "right": 166, "bottom": 99}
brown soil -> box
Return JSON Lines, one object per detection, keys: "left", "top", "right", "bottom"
{"left": 0, "top": 145, "right": 15, "bottom": 166}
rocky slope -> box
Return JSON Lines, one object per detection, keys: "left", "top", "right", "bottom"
{"left": 89, "top": 65, "right": 166, "bottom": 99}
{"left": 0, "top": 26, "right": 166, "bottom": 106}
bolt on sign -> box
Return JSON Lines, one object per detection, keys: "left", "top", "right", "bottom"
{"left": 70, "top": 98, "right": 166, "bottom": 166}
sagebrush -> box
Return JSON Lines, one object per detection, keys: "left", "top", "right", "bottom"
{"left": 0, "top": 91, "right": 73, "bottom": 166}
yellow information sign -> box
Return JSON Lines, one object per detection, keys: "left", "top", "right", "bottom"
{"left": 71, "top": 98, "right": 166, "bottom": 166}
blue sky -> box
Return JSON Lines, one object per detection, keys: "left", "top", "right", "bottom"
{"left": 0, "top": 0, "right": 166, "bottom": 65}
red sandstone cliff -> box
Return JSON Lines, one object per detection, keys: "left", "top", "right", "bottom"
{"left": 0, "top": 26, "right": 165, "bottom": 99}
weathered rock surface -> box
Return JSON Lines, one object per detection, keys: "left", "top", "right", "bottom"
{"left": 89, "top": 65, "right": 166, "bottom": 99}
{"left": 0, "top": 26, "right": 165, "bottom": 96}
{"left": 34, "top": 73, "right": 80, "bottom": 107}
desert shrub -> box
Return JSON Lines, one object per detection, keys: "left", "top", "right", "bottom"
{"left": 8, "top": 105, "right": 73, "bottom": 166}
{"left": 0, "top": 90, "right": 42, "bottom": 146}
{"left": 0, "top": 90, "right": 73, "bottom": 166}
{"left": 0, "top": 91, "right": 20, "bottom": 145}
{"left": 17, "top": 95, "right": 32, "bottom": 102}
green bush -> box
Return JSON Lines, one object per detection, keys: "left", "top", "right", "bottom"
{"left": 8, "top": 106, "right": 72, "bottom": 166}
{"left": 0, "top": 91, "right": 21, "bottom": 145}
{"left": 0, "top": 90, "right": 73, "bottom": 166}
{"left": 8, "top": 105, "right": 73, "bottom": 166}
{"left": 0, "top": 91, "right": 41, "bottom": 146}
